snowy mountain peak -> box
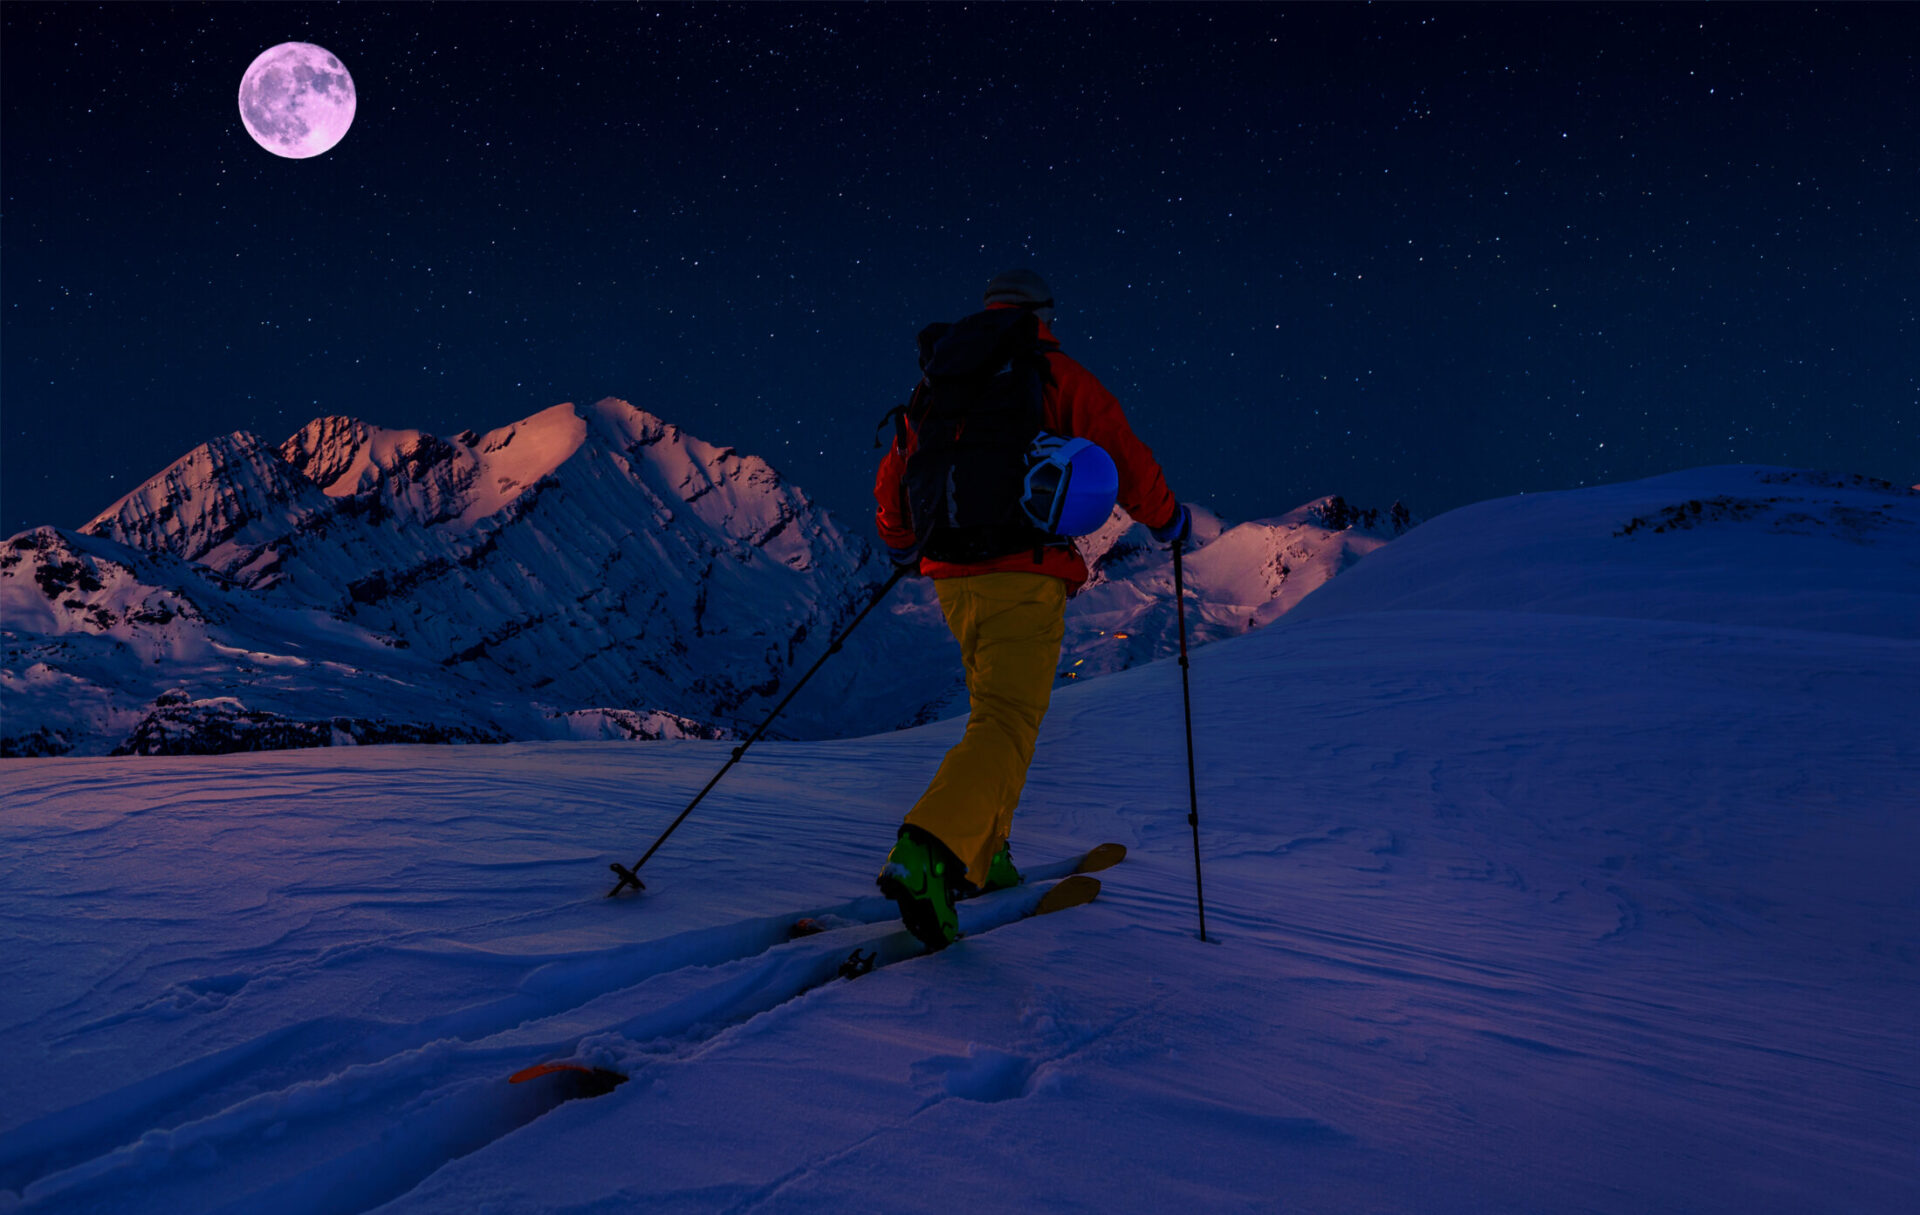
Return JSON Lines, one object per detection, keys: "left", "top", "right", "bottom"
{"left": 1058, "top": 494, "right": 1412, "bottom": 682}
{"left": 271, "top": 400, "right": 772, "bottom": 535}
{"left": 280, "top": 411, "right": 541, "bottom": 529}
{"left": 81, "top": 430, "right": 332, "bottom": 571}
{"left": 584, "top": 395, "right": 673, "bottom": 447}
{"left": 458, "top": 403, "right": 591, "bottom": 523}
{"left": 24, "top": 400, "right": 907, "bottom": 753}
{"left": 279, "top": 415, "right": 382, "bottom": 495}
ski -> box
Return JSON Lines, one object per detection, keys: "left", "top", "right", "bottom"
{"left": 510, "top": 848, "right": 1126, "bottom": 1091}
{"left": 821, "top": 870, "right": 1107, "bottom": 983}
{"left": 1064, "top": 841, "right": 1127, "bottom": 876}
{"left": 1031, "top": 872, "right": 1102, "bottom": 916}
{"left": 792, "top": 842, "right": 1126, "bottom": 939}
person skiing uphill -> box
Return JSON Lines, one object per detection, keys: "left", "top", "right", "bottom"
{"left": 873, "top": 268, "right": 1193, "bottom": 950}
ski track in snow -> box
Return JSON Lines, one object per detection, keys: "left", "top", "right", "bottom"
{"left": 0, "top": 729, "right": 1121, "bottom": 1215}
{"left": 2, "top": 780, "right": 1102, "bottom": 1215}
{"left": 3, "top": 466, "right": 1918, "bottom": 1214}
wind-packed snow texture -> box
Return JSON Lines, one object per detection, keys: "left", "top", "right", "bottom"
{"left": 1, "top": 399, "right": 1399, "bottom": 756}
{"left": 2, "top": 465, "right": 1914, "bottom": 1213}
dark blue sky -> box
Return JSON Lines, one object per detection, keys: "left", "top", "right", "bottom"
{"left": 4, "top": 2, "right": 1915, "bottom": 537}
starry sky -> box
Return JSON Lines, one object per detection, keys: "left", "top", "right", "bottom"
{"left": 4, "top": 2, "right": 1915, "bottom": 539}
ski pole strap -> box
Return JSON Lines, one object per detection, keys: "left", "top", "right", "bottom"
{"left": 607, "top": 563, "right": 913, "bottom": 897}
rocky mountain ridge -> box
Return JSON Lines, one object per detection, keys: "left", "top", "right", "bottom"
{"left": 3, "top": 400, "right": 1410, "bottom": 755}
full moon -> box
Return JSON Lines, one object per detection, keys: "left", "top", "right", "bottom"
{"left": 238, "top": 42, "right": 356, "bottom": 159}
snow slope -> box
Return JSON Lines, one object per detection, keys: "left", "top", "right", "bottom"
{"left": 1, "top": 464, "right": 1913, "bottom": 1213}
{"left": 1061, "top": 497, "right": 1399, "bottom": 683}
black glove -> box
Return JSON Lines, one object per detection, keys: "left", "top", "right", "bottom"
{"left": 887, "top": 544, "right": 921, "bottom": 571}
{"left": 1149, "top": 503, "right": 1192, "bottom": 548}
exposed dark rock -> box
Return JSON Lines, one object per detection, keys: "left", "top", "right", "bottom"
{"left": 111, "top": 699, "right": 510, "bottom": 756}
{"left": 1, "top": 727, "right": 73, "bottom": 758}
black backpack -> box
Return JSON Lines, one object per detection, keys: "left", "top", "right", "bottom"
{"left": 884, "top": 308, "right": 1062, "bottom": 564}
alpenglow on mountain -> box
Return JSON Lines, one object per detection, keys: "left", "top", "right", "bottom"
{"left": 1, "top": 399, "right": 1409, "bottom": 756}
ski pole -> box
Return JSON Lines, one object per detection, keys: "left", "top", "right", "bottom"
{"left": 607, "top": 563, "right": 913, "bottom": 897}
{"left": 1171, "top": 538, "right": 1209, "bottom": 942}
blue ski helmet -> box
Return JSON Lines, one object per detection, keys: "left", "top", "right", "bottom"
{"left": 1022, "top": 434, "right": 1120, "bottom": 536}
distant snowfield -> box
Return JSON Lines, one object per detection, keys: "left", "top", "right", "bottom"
{"left": 2, "top": 466, "right": 1915, "bottom": 1214}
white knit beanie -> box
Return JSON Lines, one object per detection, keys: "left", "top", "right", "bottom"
{"left": 983, "top": 268, "right": 1055, "bottom": 322}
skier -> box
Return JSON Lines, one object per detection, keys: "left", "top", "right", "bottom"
{"left": 873, "top": 268, "right": 1192, "bottom": 950}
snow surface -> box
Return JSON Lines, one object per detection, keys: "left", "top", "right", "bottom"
{"left": 2, "top": 465, "right": 1915, "bottom": 1213}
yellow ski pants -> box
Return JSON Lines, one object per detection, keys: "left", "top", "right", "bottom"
{"left": 904, "top": 571, "right": 1067, "bottom": 890}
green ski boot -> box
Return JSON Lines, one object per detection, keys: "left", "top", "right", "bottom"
{"left": 981, "top": 841, "right": 1024, "bottom": 893}
{"left": 877, "top": 826, "right": 962, "bottom": 951}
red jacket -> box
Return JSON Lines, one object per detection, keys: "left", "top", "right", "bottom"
{"left": 874, "top": 307, "right": 1179, "bottom": 589}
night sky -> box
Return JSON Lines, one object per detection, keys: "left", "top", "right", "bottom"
{"left": 4, "top": 2, "right": 1915, "bottom": 539}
